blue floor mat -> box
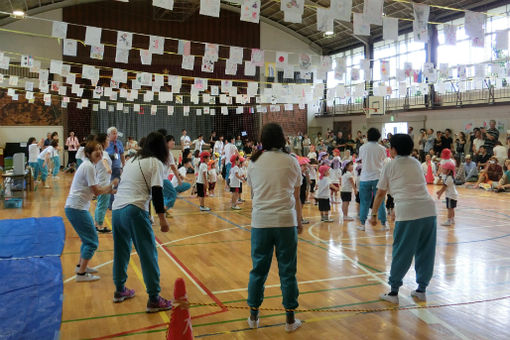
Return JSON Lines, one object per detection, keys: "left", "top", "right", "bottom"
{"left": 0, "top": 217, "right": 65, "bottom": 340}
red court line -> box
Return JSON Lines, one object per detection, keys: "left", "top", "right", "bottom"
{"left": 90, "top": 322, "right": 167, "bottom": 340}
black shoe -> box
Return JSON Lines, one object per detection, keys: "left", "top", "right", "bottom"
{"left": 97, "top": 227, "right": 112, "bottom": 233}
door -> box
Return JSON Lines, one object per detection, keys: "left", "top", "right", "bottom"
{"left": 333, "top": 121, "right": 352, "bottom": 139}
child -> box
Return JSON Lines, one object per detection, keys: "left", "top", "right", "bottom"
{"left": 317, "top": 165, "right": 335, "bottom": 222}
{"left": 192, "top": 150, "right": 201, "bottom": 175}
{"left": 94, "top": 133, "right": 113, "bottom": 233}
{"left": 340, "top": 161, "right": 357, "bottom": 221}
{"left": 309, "top": 159, "right": 318, "bottom": 204}
{"left": 27, "top": 137, "right": 41, "bottom": 182}
{"left": 330, "top": 149, "right": 342, "bottom": 203}
{"left": 196, "top": 151, "right": 211, "bottom": 211}
{"left": 37, "top": 139, "right": 58, "bottom": 188}
{"left": 208, "top": 159, "right": 218, "bottom": 196}
{"left": 237, "top": 157, "right": 248, "bottom": 204}
{"left": 436, "top": 162, "right": 458, "bottom": 226}
{"left": 298, "top": 157, "right": 310, "bottom": 224}
{"left": 229, "top": 154, "right": 244, "bottom": 210}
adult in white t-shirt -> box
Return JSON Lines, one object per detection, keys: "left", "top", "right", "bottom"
{"left": 64, "top": 141, "right": 117, "bottom": 282}
{"left": 37, "top": 139, "right": 58, "bottom": 188}
{"left": 192, "top": 135, "right": 206, "bottom": 152}
{"left": 27, "top": 137, "right": 41, "bottom": 181}
{"left": 222, "top": 137, "right": 238, "bottom": 186}
{"left": 180, "top": 129, "right": 191, "bottom": 151}
{"left": 370, "top": 134, "right": 437, "bottom": 304}
{"left": 246, "top": 123, "right": 303, "bottom": 332}
{"left": 111, "top": 132, "right": 173, "bottom": 312}
{"left": 357, "top": 128, "right": 388, "bottom": 231}
{"left": 214, "top": 136, "right": 224, "bottom": 158}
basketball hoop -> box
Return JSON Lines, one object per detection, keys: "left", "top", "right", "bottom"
{"left": 363, "top": 107, "right": 379, "bottom": 116}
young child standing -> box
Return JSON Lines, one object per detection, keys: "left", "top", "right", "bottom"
{"left": 341, "top": 161, "right": 357, "bottom": 221}
{"left": 309, "top": 159, "right": 318, "bottom": 204}
{"left": 330, "top": 149, "right": 342, "bottom": 203}
{"left": 229, "top": 154, "right": 245, "bottom": 210}
{"left": 27, "top": 137, "right": 41, "bottom": 182}
{"left": 94, "top": 133, "right": 113, "bottom": 233}
{"left": 208, "top": 159, "right": 218, "bottom": 196}
{"left": 196, "top": 151, "right": 211, "bottom": 211}
{"left": 298, "top": 157, "right": 310, "bottom": 224}
{"left": 436, "top": 162, "right": 458, "bottom": 226}
{"left": 317, "top": 165, "right": 335, "bottom": 222}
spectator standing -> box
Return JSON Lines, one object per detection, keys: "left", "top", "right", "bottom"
{"left": 66, "top": 131, "right": 80, "bottom": 166}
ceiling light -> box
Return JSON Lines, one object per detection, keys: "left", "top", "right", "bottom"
{"left": 12, "top": 10, "right": 25, "bottom": 17}
{"left": 325, "top": 31, "right": 334, "bottom": 36}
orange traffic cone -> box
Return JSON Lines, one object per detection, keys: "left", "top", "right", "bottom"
{"left": 166, "top": 278, "right": 193, "bottom": 340}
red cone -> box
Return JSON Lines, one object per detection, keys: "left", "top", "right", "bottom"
{"left": 167, "top": 278, "right": 193, "bottom": 340}
{"left": 425, "top": 161, "right": 434, "bottom": 184}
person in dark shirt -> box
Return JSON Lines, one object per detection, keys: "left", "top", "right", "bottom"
{"left": 335, "top": 131, "right": 346, "bottom": 152}
{"left": 433, "top": 131, "right": 444, "bottom": 155}
{"left": 484, "top": 120, "right": 499, "bottom": 155}
{"left": 476, "top": 145, "right": 490, "bottom": 167}
{"left": 441, "top": 129, "right": 453, "bottom": 150}
{"left": 345, "top": 133, "right": 356, "bottom": 153}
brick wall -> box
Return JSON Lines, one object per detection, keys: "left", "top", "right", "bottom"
{"left": 261, "top": 105, "right": 307, "bottom": 136}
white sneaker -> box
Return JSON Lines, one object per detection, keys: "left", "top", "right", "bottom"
{"left": 247, "top": 317, "right": 259, "bottom": 329}
{"left": 75, "top": 266, "right": 98, "bottom": 274}
{"left": 379, "top": 293, "right": 399, "bottom": 304}
{"left": 285, "top": 319, "right": 302, "bottom": 333}
{"left": 441, "top": 220, "right": 452, "bottom": 226}
{"left": 356, "top": 225, "right": 365, "bottom": 231}
{"left": 343, "top": 216, "right": 354, "bottom": 221}
{"left": 382, "top": 222, "right": 390, "bottom": 231}
{"left": 324, "top": 218, "right": 334, "bottom": 222}
{"left": 200, "top": 206, "right": 211, "bottom": 211}
{"left": 76, "top": 273, "right": 100, "bottom": 282}
{"left": 231, "top": 206, "right": 241, "bottom": 210}
{"left": 53, "top": 176, "right": 60, "bottom": 180}
{"left": 411, "top": 290, "right": 426, "bottom": 301}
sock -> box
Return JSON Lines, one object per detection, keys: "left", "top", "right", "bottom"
{"left": 388, "top": 291, "right": 398, "bottom": 296}
{"left": 417, "top": 285, "right": 426, "bottom": 293}
{"left": 250, "top": 307, "right": 259, "bottom": 320}
{"left": 286, "top": 310, "right": 295, "bottom": 324}
{"left": 76, "top": 272, "right": 86, "bottom": 276}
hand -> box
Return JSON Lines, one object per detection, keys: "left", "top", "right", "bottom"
{"left": 160, "top": 218, "right": 170, "bottom": 232}
{"left": 297, "top": 223, "right": 303, "bottom": 234}
{"left": 111, "top": 178, "right": 120, "bottom": 187}
{"left": 369, "top": 216, "right": 377, "bottom": 226}
{"left": 436, "top": 192, "right": 441, "bottom": 200}
{"left": 177, "top": 178, "right": 183, "bottom": 186}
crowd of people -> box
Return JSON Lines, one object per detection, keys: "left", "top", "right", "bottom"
{"left": 21, "top": 120, "right": 510, "bottom": 332}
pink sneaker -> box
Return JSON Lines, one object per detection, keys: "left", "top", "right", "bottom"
{"left": 146, "top": 296, "right": 172, "bottom": 313}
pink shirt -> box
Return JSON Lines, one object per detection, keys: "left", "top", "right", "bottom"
{"left": 66, "top": 136, "right": 79, "bottom": 151}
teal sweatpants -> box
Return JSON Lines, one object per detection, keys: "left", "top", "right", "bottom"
{"left": 65, "top": 207, "right": 98, "bottom": 260}
{"left": 38, "top": 159, "right": 48, "bottom": 182}
{"left": 94, "top": 193, "right": 110, "bottom": 226}
{"left": 29, "top": 162, "right": 40, "bottom": 181}
{"left": 112, "top": 205, "right": 161, "bottom": 298}
{"left": 247, "top": 227, "right": 299, "bottom": 310}
{"left": 389, "top": 216, "right": 437, "bottom": 292}
{"left": 52, "top": 156, "right": 60, "bottom": 177}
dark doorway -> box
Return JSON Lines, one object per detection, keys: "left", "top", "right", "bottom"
{"left": 333, "top": 121, "right": 352, "bottom": 139}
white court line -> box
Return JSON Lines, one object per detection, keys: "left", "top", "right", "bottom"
{"left": 63, "top": 227, "right": 237, "bottom": 285}
{"left": 307, "top": 222, "right": 356, "bottom": 251}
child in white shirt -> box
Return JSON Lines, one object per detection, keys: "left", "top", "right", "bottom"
{"left": 208, "top": 159, "right": 218, "bottom": 196}
{"left": 27, "top": 137, "right": 41, "bottom": 181}
{"left": 317, "top": 165, "right": 336, "bottom": 222}
{"left": 94, "top": 133, "right": 113, "bottom": 233}
{"left": 229, "top": 155, "right": 245, "bottom": 210}
{"left": 436, "top": 161, "right": 458, "bottom": 226}
{"left": 196, "top": 152, "right": 211, "bottom": 211}
{"left": 341, "top": 161, "right": 357, "bottom": 221}
{"left": 309, "top": 160, "right": 318, "bottom": 204}
{"left": 330, "top": 149, "right": 342, "bottom": 203}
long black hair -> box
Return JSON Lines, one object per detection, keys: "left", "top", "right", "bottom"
{"left": 251, "top": 123, "right": 287, "bottom": 162}
{"left": 27, "top": 137, "right": 36, "bottom": 145}
{"left": 133, "top": 132, "right": 168, "bottom": 164}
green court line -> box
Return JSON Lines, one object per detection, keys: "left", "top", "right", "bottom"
{"left": 62, "top": 282, "right": 380, "bottom": 324}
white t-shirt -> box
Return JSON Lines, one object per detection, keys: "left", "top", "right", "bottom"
{"left": 28, "top": 144, "right": 39, "bottom": 163}
{"left": 421, "top": 161, "right": 436, "bottom": 174}
{"left": 76, "top": 146, "right": 85, "bottom": 160}
{"left": 38, "top": 145, "right": 54, "bottom": 160}
{"left": 229, "top": 165, "right": 241, "bottom": 188}
{"left": 208, "top": 168, "right": 217, "bottom": 183}
{"left": 180, "top": 135, "right": 191, "bottom": 149}
{"left": 164, "top": 151, "right": 176, "bottom": 177}
{"left": 96, "top": 151, "right": 112, "bottom": 185}
{"left": 307, "top": 152, "right": 317, "bottom": 160}
{"left": 473, "top": 138, "right": 484, "bottom": 153}
{"left": 247, "top": 151, "right": 301, "bottom": 228}
{"left": 493, "top": 145, "right": 507, "bottom": 165}
{"left": 223, "top": 143, "right": 237, "bottom": 165}
{"left": 193, "top": 139, "right": 205, "bottom": 152}
{"left": 377, "top": 156, "right": 437, "bottom": 222}
{"left": 65, "top": 159, "right": 98, "bottom": 210}
{"left": 112, "top": 157, "right": 165, "bottom": 212}
{"left": 309, "top": 167, "right": 317, "bottom": 181}
{"left": 329, "top": 168, "right": 341, "bottom": 184}
{"left": 341, "top": 171, "right": 354, "bottom": 192}
{"left": 358, "top": 142, "right": 387, "bottom": 181}
{"left": 443, "top": 175, "right": 458, "bottom": 200}
{"left": 214, "top": 141, "right": 224, "bottom": 155}
{"left": 171, "top": 166, "right": 188, "bottom": 187}
{"left": 196, "top": 162, "right": 208, "bottom": 184}
{"left": 316, "top": 177, "right": 331, "bottom": 199}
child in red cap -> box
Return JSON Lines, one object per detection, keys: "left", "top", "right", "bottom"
{"left": 436, "top": 161, "right": 458, "bottom": 226}
{"left": 316, "top": 165, "right": 336, "bottom": 222}
{"left": 197, "top": 151, "right": 211, "bottom": 211}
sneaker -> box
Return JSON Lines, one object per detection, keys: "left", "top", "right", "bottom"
{"left": 382, "top": 222, "right": 390, "bottom": 231}
{"left": 302, "top": 219, "right": 310, "bottom": 224}
{"left": 97, "top": 227, "right": 112, "bottom": 233}
{"left": 247, "top": 317, "right": 259, "bottom": 329}
{"left": 411, "top": 290, "right": 426, "bottom": 301}
{"left": 75, "top": 266, "right": 98, "bottom": 274}
{"left": 76, "top": 273, "right": 100, "bottom": 282}
{"left": 379, "top": 293, "right": 399, "bottom": 304}
{"left": 200, "top": 206, "right": 211, "bottom": 211}
{"left": 324, "top": 218, "right": 334, "bottom": 222}
{"left": 356, "top": 225, "right": 366, "bottom": 231}
{"left": 113, "top": 287, "right": 136, "bottom": 303}
{"left": 441, "top": 220, "right": 452, "bottom": 226}
{"left": 231, "top": 206, "right": 241, "bottom": 210}
{"left": 146, "top": 296, "right": 172, "bottom": 313}
{"left": 150, "top": 216, "right": 155, "bottom": 225}
{"left": 209, "top": 194, "right": 215, "bottom": 197}
{"left": 53, "top": 176, "right": 60, "bottom": 180}
{"left": 43, "top": 185, "right": 50, "bottom": 189}
{"left": 285, "top": 319, "right": 302, "bottom": 333}
{"left": 343, "top": 216, "right": 354, "bottom": 221}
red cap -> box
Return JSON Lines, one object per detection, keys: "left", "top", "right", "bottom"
{"left": 333, "top": 148, "right": 340, "bottom": 155}
{"left": 440, "top": 148, "right": 452, "bottom": 160}
{"left": 230, "top": 154, "right": 239, "bottom": 164}
{"left": 200, "top": 151, "right": 210, "bottom": 161}
{"left": 441, "top": 161, "right": 455, "bottom": 172}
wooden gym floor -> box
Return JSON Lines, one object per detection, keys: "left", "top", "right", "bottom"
{"left": 6, "top": 173, "right": 510, "bottom": 340}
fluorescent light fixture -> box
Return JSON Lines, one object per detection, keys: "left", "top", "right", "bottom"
{"left": 325, "top": 31, "right": 334, "bottom": 36}
{"left": 12, "top": 10, "right": 25, "bottom": 16}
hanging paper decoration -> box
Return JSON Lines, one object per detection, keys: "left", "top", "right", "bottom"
{"left": 353, "top": 13, "right": 370, "bottom": 36}
{"left": 200, "top": 0, "right": 220, "bottom": 18}
{"left": 413, "top": 3, "right": 430, "bottom": 43}
{"left": 229, "top": 46, "right": 244, "bottom": 64}
{"left": 281, "top": 0, "right": 304, "bottom": 24}
{"left": 149, "top": 36, "right": 165, "bottom": 55}
{"left": 153, "top": 0, "right": 174, "bottom": 11}
{"left": 240, "top": 0, "right": 260, "bottom": 24}
{"left": 298, "top": 53, "right": 312, "bottom": 70}
{"left": 52, "top": 21, "right": 68, "bottom": 39}
{"left": 251, "top": 49, "right": 265, "bottom": 67}
{"left": 316, "top": 8, "right": 333, "bottom": 33}
{"left": 496, "top": 30, "right": 509, "bottom": 50}
{"left": 85, "top": 26, "right": 102, "bottom": 46}
{"left": 90, "top": 45, "right": 105, "bottom": 60}
{"left": 331, "top": 0, "right": 352, "bottom": 22}
{"left": 383, "top": 17, "right": 398, "bottom": 42}
{"left": 276, "top": 52, "right": 289, "bottom": 68}
{"left": 380, "top": 60, "right": 390, "bottom": 81}
{"left": 444, "top": 24, "right": 457, "bottom": 46}
{"left": 363, "top": 0, "right": 383, "bottom": 26}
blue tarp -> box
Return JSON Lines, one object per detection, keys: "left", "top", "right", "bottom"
{"left": 0, "top": 217, "right": 65, "bottom": 340}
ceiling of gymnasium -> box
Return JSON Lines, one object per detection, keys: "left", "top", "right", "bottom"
{"left": 0, "top": 0, "right": 506, "bottom": 55}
